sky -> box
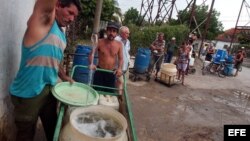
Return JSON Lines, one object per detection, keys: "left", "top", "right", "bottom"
{"left": 117, "top": 0, "right": 250, "bottom": 30}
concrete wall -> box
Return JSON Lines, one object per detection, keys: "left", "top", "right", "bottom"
{"left": 214, "top": 41, "right": 240, "bottom": 50}
{"left": 0, "top": 0, "right": 35, "bottom": 140}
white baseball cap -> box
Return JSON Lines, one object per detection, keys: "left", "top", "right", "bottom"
{"left": 171, "top": 37, "right": 176, "bottom": 40}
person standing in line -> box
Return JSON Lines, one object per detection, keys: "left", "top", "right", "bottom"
{"left": 185, "top": 40, "right": 193, "bottom": 75}
{"left": 148, "top": 32, "right": 165, "bottom": 79}
{"left": 165, "top": 37, "right": 178, "bottom": 63}
{"left": 89, "top": 21, "right": 123, "bottom": 92}
{"left": 115, "top": 26, "right": 130, "bottom": 95}
{"left": 205, "top": 43, "right": 215, "bottom": 61}
{"left": 234, "top": 49, "right": 244, "bottom": 77}
{"left": 176, "top": 42, "right": 189, "bottom": 85}
{"left": 9, "top": 0, "right": 81, "bottom": 141}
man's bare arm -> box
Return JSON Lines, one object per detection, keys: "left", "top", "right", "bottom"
{"left": 24, "top": 0, "right": 58, "bottom": 47}
{"left": 29, "top": 0, "right": 57, "bottom": 26}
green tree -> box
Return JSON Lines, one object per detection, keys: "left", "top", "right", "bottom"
{"left": 79, "top": 0, "right": 121, "bottom": 26}
{"left": 123, "top": 8, "right": 140, "bottom": 25}
{"left": 177, "top": 5, "right": 223, "bottom": 39}
{"left": 66, "top": 0, "right": 122, "bottom": 51}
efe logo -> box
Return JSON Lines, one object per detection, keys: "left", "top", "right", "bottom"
{"left": 224, "top": 125, "right": 250, "bottom": 141}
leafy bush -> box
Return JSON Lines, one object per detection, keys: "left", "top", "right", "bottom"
{"left": 65, "top": 24, "right": 189, "bottom": 56}
{"left": 128, "top": 24, "right": 189, "bottom": 55}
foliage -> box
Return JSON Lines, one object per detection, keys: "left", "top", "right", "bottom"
{"left": 79, "top": 0, "right": 121, "bottom": 25}
{"left": 66, "top": 0, "right": 121, "bottom": 53}
{"left": 177, "top": 5, "right": 223, "bottom": 40}
{"left": 123, "top": 8, "right": 141, "bottom": 25}
{"left": 128, "top": 24, "right": 189, "bottom": 55}
{"left": 238, "top": 33, "right": 250, "bottom": 45}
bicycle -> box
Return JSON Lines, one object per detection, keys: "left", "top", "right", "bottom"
{"left": 202, "top": 60, "right": 226, "bottom": 78}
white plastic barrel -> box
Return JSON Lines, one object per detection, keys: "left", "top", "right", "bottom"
{"left": 60, "top": 105, "right": 128, "bottom": 141}
{"left": 99, "top": 95, "right": 119, "bottom": 111}
{"left": 161, "top": 63, "right": 177, "bottom": 76}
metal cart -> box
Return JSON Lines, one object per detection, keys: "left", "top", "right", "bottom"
{"left": 53, "top": 65, "right": 138, "bottom": 141}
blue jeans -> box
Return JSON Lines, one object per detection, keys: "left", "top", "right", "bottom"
{"left": 164, "top": 51, "right": 173, "bottom": 63}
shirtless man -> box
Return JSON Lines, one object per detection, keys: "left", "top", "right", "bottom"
{"left": 89, "top": 21, "right": 123, "bottom": 92}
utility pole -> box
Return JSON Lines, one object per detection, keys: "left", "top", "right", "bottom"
{"left": 189, "top": 0, "right": 196, "bottom": 29}
{"left": 198, "top": 0, "right": 215, "bottom": 58}
{"left": 229, "top": 0, "right": 245, "bottom": 49}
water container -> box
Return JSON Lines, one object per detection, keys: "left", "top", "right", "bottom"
{"left": 134, "top": 48, "right": 151, "bottom": 73}
{"left": 213, "top": 49, "right": 226, "bottom": 64}
{"left": 72, "top": 45, "right": 98, "bottom": 84}
{"left": 226, "top": 55, "right": 234, "bottom": 64}
{"left": 60, "top": 105, "right": 128, "bottom": 141}
{"left": 224, "top": 63, "right": 234, "bottom": 76}
{"left": 98, "top": 94, "right": 119, "bottom": 111}
{"left": 189, "top": 57, "right": 195, "bottom": 66}
{"left": 161, "top": 63, "right": 177, "bottom": 76}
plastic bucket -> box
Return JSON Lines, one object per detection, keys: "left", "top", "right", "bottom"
{"left": 60, "top": 105, "right": 128, "bottom": 141}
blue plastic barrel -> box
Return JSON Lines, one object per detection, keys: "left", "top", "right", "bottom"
{"left": 226, "top": 55, "right": 234, "bottom": 63}
{"left": 213, "top": 49, "right": 227, "bottom": 64}
{"left": 224, "top": 63, "right": 234, "bottom": 76}
{"left": 134, "top": 48, "right": 151, "bottom": 73}
{"left": 72, "top": 45, "right": 97, "bottom": 83}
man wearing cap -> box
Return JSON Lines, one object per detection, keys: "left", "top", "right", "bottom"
{"left": 165, "top": 37, "right": 178, "bottom": 63}
{"left": 89, "top": 21, "right": 123, "bottom": 92}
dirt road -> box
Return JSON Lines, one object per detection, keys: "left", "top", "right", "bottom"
{"left": 128, "top": 59, "right": 250, "bottom": 141}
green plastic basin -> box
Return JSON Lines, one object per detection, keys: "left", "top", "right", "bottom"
{"left": 52, "top": 82, "right": 99, "bottom": 106}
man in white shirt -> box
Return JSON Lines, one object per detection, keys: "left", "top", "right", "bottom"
{"left": 115, "top": 26, "right": 130, "bottom": 95}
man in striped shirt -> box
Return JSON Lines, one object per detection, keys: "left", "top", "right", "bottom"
{"left": 9, "top": 0, "right": 81, "bottom": 140}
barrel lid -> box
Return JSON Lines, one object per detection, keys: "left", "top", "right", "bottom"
{"left": 52, "top": 82, "right": 99, "bottom": 106}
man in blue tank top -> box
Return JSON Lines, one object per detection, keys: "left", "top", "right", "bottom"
{"left": 9, "top": 0, "right": 81, "bottom": 140}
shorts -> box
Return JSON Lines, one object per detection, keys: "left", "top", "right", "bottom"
{"left": 177, "top": 63, "right": 188, "bottom": 71}
{"left": 93, "top": 70, "right": 116, "bottom": 92}
{"left": 235, "top": 62, "right": 242, "bottom": 70}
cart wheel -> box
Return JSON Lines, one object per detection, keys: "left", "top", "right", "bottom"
{"left": 218, "top": 70, "right": 226, "bottom": 78}
{"left": 191, "top": 68, "right": 196, "bottom": 74}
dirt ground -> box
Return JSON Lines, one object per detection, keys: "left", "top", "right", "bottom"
{"left": 127, "top": 59, "right": 250, "bottom": 141}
